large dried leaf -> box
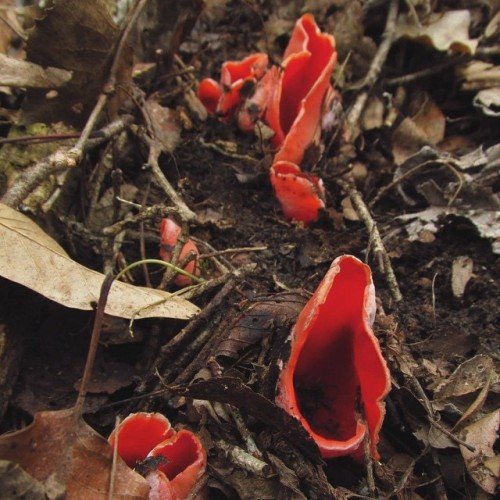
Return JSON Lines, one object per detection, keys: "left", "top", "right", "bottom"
{"left": 22, "top": 0, "right": 125, "bottom": 125}
{"left": 0, "top": 409, "right": 149, "bottom": 499}
{"left": 0, "top": 203, "right": 199, "bottom": 320}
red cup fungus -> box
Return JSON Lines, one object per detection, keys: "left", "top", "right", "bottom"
{"left": 270, "top": 161, "right": 325, "bottom": 223}
{"left": 266, "top": 13, "right": 337, "bottom": 155}
{"left": 108, "top": 412, "right": 174, "bottom": 468}
{"left": 108, "top": 412, "right": 207, "bottom": 500}
{"left": 160, "top": 218, "right": 200, "bottom": 287}
{"left": 197, "top": 78, "right": 221, "bottom": 115}
{"left": 198, "top": 53, "right": 268, "bottom": 122}
{"left": 275, "top": 255, "right": 391, "bottom": 459}
{"left": 147, "top": 430, "right": 207, "bottom": 500}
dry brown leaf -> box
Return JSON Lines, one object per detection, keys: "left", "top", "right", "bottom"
{"left": 398, "top": 206, "right": 500, "bottom": 254}
{"left": 361, "top": 95, "right": 385, "bottom": 131}
{"left": 396, "top": 10, "right": 478, "bottom": 54}
{"left": 435, "top": 355, "right": 496, "bottom": 400}
{"left": 22, "top": 0, "right": 126, "bottom": 125}
{"left": 473, "top": 87, "right": 500, "bottom": 117}
{"left": 484, "top": 455, "right": 500, "bottom": 478}
{"left": 457, "top": 61, "right": 500, "bottom": 91}
{"left": 0, "top": 203, "right": 199, "bottom": 320}
{"left": 453, "top": 375, "right": 492, "bottom": 431}
{"left": 0, "top": 409, "right": 149, "bottom": 499}
{"left": 459, "top": 410, "right": 500, "bottom": 495}
{"left": 0, "top": 54, "right": 72, "bottom": 89}
{"left": 408, "top": 91, "right": 446, "bottom": 145}
{"left": 215, "top": 292, "right": 307, "bottom": 360}
{"left": 145, "top": 99, "right": 181, "bottom": 153}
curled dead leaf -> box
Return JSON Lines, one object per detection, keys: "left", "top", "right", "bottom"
{"left": 396, "top": 10, "right": 478, "bottom": 54}
{"left": 215, "top": 292, "right": 307, "bottom": 360}
{"left": 435, "top": 355, "right": 496, "bottom": 400}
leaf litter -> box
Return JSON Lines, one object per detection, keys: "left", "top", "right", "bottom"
{"left": 0, "top": 0, "right": 499, "bottom": 498}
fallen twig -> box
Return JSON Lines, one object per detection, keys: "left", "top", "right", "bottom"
{"left": 1, "top": 117, "right": 133, "bottom": 208}
{"left": 215, "top": 440, "right": 270, "bottom": 476}
{"left": 146, "top": 139, "right": 197, "bottom": 222}
{"left": 102, "top": 203, "right": 178, "bottom": 236}
{"left": 337, "top": 177, "right": 402, "bottom": 302}
{"left": 198, "top": 138, "right": 259, "bottom": 164}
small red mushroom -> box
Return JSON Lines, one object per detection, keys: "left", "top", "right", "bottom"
{"left": 108, "top": 412, "right": 174, "bottom": 468}
{"left": 266, "top": 13, "right": 337, "bottom": 154}
{"left": 147, "top": 430, "right": 207, "bottom": 500}
{"left": 270, "top": 161, "right": 325, "bottom": 224}
{"left": 160, "top": 218, "right": 200, "bottom": 287}
{"left": 108, "top": 413, "right": 207, "bottom": 500}
{"left": 198, "top": 53, "right": 268, "bottom": 123}
{"left": 276, "top": 255, "right": 391, "bottom": 459}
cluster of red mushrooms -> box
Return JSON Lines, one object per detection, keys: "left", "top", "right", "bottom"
{"left": 124, "top": 259, "right": 389, "bottom": 497}
{"left": 198, "top": 14, "right": 337, "bottom": 223}
{"left": 145, "top": 14, "right": 391, "bottom": 499}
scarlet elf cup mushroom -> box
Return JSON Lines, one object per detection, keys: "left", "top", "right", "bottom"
{"left": 276, "top": 256, "right": 391, "bottom": 459}
{"left": 159, "top": 218, "right": 200, "bottom": 287}
{"left": 108, "top": 412, "right": 207, "bottom": 500}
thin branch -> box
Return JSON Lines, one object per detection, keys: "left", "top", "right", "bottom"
{"left": 1, "top": 117, "right": 133, "bottom": 207}
{"left": 146, "top": 139, "right": 197, "bottom": 222}
{"left": 337, "top": 177, "right": 402, "bottom": 302}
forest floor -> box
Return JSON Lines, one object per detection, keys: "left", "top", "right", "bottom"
{"left": 0, "top": 1, "right": 499, "bottom": 499}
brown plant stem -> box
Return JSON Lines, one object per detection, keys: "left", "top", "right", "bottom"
{"left": 73, "top": 273, "right": 114, "bottom": 423}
